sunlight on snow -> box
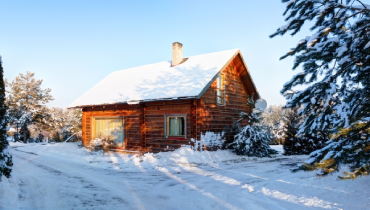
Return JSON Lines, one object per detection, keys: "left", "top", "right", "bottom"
{"left": 156, "top": 166, "right": 242, "bottom": 210}
{"left": 262, "top": 187, "right": 336, "bottom": 209}
{"left": 178, "top": 164, "right": 241, "bottom": 186}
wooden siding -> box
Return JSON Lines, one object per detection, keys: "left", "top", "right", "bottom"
{"left": 82, "top": 104, "right": 142, "bottom": 151}
{"left": 144, "top": 100, "right": 193, "bottom": 153}
{"left": 196, "top": 54, "right": 251, "bottom": 143}
{"left": 80, "top": 52, "right": 257, "bottom": 152}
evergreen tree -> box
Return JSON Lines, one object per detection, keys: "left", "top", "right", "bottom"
{"left": 229, "top": 96, "right": 278, "bottom": 157}
{"left": 283, "top": 108, "right": 325, "bottom": 155}
{"left": 19, "top": 123, "right": 30, "bottom": 143}
{"left": 53, "top": 131, "right": 62, "bottom": 142}
{"left": 283, "top": 108, "right": 302, "bottom": 155}
{"left": 5, "top": 72, "right": 54, "bottom": 143}
{"left": 0, "top": 56, "right": 12, "bottom": 179}
{"left": 260, "top": 105, "right": 291, "bottom": 144}
{"left": 48, "top": 108, "right": 82, "bottom": 142}
{"left": 271, "top": 1, "right": 370, "bottom": 178}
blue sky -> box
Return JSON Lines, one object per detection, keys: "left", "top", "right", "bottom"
{"left": 1, "top": 0, "right": 308, "bottom": 108}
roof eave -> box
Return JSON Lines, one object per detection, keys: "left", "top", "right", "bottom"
{"left": 67, "top": 96, "right": 198, "bottom": 109}
{"left": 238, "top": 51, "right": 261, "bottom": 99}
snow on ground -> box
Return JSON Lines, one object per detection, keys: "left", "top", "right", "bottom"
{"left": 2, "top": 142, "right": 370, "bottom": 210}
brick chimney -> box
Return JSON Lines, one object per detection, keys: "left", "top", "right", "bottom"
{"left": 172, "top": 42, "right": 183, "bottom": 66}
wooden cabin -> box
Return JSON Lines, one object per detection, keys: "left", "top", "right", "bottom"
{"left": 68, "top": 43, "right": 259, "bottom": 153}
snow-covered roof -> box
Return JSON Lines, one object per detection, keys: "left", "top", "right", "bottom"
{"left": 68, "top": 49, "right": 244, "bottom": 108}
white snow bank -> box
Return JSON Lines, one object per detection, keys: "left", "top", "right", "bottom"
{"left": 9, "top": 143, "right": 370, "bottom": 209}
{"left": 0, "top": 176, "right": 18, "bottom": 210}
{"left": 9, "top": 142, "right": 284, "bottom": 172}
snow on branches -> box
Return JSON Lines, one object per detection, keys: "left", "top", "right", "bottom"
{"left": 229, "top": 124, "right": 278, "bottom": 157}
{"left": 48, "top": 108, "right": 82, "bottom": 142}
{"left": 191, "top": 131, "right": 226, "bottom": 151}
{"left": 229, "top": 95, "right": 278, "bottom": 157}
{"left": 0, "top": 56, "right": 12, "bottom": 179}
{"left": 282, "top": 108, "right": 325, "bottom": 156}
{"left": 271, "top": 0, "right": 370, "bottom": 178}
{"left": 5, "top": 72, "right": 54, "bottom": 142}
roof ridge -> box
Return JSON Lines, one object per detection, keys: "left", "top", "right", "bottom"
{"left": 68, "top": 48, "right": 242, "bottom": 108}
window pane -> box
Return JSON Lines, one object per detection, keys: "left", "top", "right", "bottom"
{"left": 217, "top": 75, "right": 225, "bottom": 105}
{"left": 217, "top": 96, "right": 222, "bottom": 104}
{"left": 217, "top": 75, "right": 221, "bottom": 89}
{"left": 95, "top": 118, "right": 124, "bottom": 147}
{"left": 168, "top": 117, "right": 184, "bottom": 136}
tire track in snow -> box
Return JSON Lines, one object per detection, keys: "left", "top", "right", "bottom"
{"left": 13, "top": 153, "right": 63, "bottom": 210}
{"left": 12, "top": 151, "right": 138, "bottom": 210}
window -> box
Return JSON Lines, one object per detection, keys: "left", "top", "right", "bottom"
{"left": 165, "top": 115, "right": 186, "bottom": 138}
{"left": 93, "top": 118, "right": 124, "bottom": 147}
{"left": 216, "top": 74, "right": 225, "bottom": 105}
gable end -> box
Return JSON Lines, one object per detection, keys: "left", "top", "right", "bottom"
{"left": 197, "top": 51, "right": 260, "bottom": 101}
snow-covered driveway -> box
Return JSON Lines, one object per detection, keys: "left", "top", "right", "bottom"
{"left": 3, "top": 143, "right": 370, "bottom": 210}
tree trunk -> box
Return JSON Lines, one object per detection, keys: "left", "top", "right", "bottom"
{"left": 23, "top": 128, "right": 27, "bottom": 143}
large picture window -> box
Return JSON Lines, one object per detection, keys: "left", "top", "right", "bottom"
{"left": 93, "top": 118, "right": 124, "bottom": 147}
{"left": 216, "top": 74, "right": 225, "bottom": 105}
{"left": 165, "top": 115, "right": 186, "bottom": 138}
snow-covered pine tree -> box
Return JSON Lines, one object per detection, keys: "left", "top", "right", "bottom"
{"left": 282, "top": 108, "right": 302, "bottom": 155}
{"left": 260, "top": 105, "right": 290, "bottom": 144}
{"left": 0, "top": 56, "right": 12, "bottom": 180}
{"left": 283, "top": 108, "right": 325, "bottom": 155}
{"left": 229, "top": 95, "right": 278, "bottom": 157}
{"left": 5, "top": 72, "right": 54, "bottom": 143}
{"left": 271, "top": 1, "right": 370, "bottom": 178}
{"left": 48, "top": 108, "right": 82, "bottom": 142}
{"left": 19, "top": 123, "right": 30, "bottom": 143}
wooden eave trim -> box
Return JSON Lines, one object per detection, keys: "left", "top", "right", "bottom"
{"left": 237, "top": 53, "right": 261, "bottom": 99}
{"left": 68, "top": 97, "right": 198, "bottom": 109}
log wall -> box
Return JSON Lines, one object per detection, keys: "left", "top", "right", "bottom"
{"left": 82, "top": 104, "right": 142, "bottom": 151}
{"left": 196, "top": 54, "right": 252, "bottom": 143}
{"left": 144, "top": 100, "right": 193, "bottom": 153}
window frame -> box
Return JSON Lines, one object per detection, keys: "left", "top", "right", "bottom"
{"left": 91, "top": 116, "right": 126, "bottom": 148}
{"left": 216, "top": 74, "right": 226, "bottom": 106}
{"left": 164, "top": 114, "right": 187, "bottom": 139}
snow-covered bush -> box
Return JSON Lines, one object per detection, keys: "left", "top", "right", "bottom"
{"left": 89, "top": 138, "right": 104, "bottom": 147}
{"left": 87, "top": 138, "right": 117, "bottom": 151}
{"left": 190, "top": 131, "right": 225, "bottom": 151}
{"left": 230, "top": 95, "right": 278, "bottom": 157}
{"left": 229, "top": 125, "right": 278, "bottom": 157}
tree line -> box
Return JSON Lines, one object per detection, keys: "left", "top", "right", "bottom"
{"left": 5, "top": 71, "right": 82, "bottom": 143}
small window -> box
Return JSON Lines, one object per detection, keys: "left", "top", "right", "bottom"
{"left": 217, "top": 74, "right": 225, "bottom": 105}
{"left": 165, "top": 115, "right": 186, "bottom": 138}
{"left": 93, "top": 118, "right": 124, "bottom": 147}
